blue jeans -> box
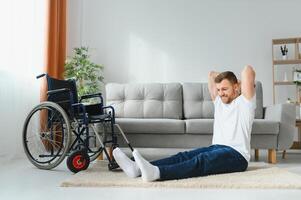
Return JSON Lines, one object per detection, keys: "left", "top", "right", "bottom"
{"left": 150, "top": 144, "right": 248, "bottom": 181}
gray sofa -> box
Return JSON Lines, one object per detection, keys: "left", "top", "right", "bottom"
{"left": 105, "top": 81, "right": 297, "bottom": 163}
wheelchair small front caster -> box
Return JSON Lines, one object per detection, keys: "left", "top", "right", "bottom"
{"left": 67, "top": 150, "right": 90, "bottom": 173}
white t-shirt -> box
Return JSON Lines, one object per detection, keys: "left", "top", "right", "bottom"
{"left": 212, "top": 94, "right": 256, "bottom": 162}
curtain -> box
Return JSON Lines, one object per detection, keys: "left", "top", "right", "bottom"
{"left": 40, "top": 0, "right": 67, "bottom": 150}
{"left": 41, "top": 0, "right": 67, "bottom": 101}
{"left": 45, "top": 0, "right": 67, "bottom": 79}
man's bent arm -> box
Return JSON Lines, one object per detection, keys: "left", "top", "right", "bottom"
{"left": 241, "top": 65, "right": 256, "bottom": 100}
{"left": 208, "top": 71, "right": 219, "bottom": 101}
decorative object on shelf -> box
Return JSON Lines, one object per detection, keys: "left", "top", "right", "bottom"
{"left": 286, "top": 98, "right": 294, "bottom": 104}
{"left": 283, "top": 72, "right": 288, "bottom": 82}
{"left": 293, "top": 69, "right": 301, "bottom": 84}
{"left": 280, "top": 45, "right": 288, "bottom": 60}
{"left": 64, "top": 46, "right": 104, "bottom": 100}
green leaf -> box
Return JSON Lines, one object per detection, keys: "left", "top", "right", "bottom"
{"left": 64, "top": 46, "right": 104, "bottom": 102}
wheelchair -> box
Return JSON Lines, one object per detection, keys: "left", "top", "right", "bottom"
{"left": 22, "top": 74, "right": 133, "bottom": 173}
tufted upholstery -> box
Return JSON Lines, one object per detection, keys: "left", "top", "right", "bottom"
{"left": 104, "top": 81, "right": 296, "bottom": 155}
{"left": 182, "top": 83, "right": 214, "bottom": 119}
{"left": 106, "top": 83, "right": 183, "bottom": 119}
{"left": 182, "top": 81, "right": 264, "bottom": 119}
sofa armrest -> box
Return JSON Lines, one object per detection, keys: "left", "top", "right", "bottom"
{"left": 264, "top": 103, "right": 297, "bottom": 150}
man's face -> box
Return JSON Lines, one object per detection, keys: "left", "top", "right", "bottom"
{"left": 216, "top": 79, "right": 239, "bottom": 104}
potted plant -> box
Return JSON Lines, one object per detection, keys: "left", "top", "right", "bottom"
{"left": 64, "top": 47, "right": 104, "bottom": 102}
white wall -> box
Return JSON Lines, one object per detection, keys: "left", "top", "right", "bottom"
{"left": 68, "top": 0, "right": 301, "bottom": 106}
{"left": 0, "top": 0, "right": 47, "bottom": 159}
{"left": 0, "top": 0, "right": 298, "bottom": 160}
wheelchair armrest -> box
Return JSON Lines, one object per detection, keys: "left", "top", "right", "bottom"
{"left": 102, "top": 106, "right": 116, "bottom": 123}
{"left": 72, "top": 103, "right": 88, "bottom": 124}
{"left": 79, "top": 93, "right": 103, "bottom": 104}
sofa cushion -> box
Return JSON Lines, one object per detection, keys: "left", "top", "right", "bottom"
{"left": 252, "top": 119, "right": 280, "bottom": 135}
{"left": 115, "top": 118, "right": 185, "bottom": 134}
{"left": 185, "top": 119, "right": 214, "bottom": 134}
{"left": 182, "top": 81, "right": 264, "bottom": 119}
{"left": 182, "top": 83, "right": 214, "bottom": 119}
{"left": 185, "top": 119, "right": 279, "bottom": 135}
{"left": 106, "top": 83, "right": 183, "bottom": 119}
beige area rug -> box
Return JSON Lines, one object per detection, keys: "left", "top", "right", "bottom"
{"left": 61, "top": 161, "right": 301, "bottom": 189}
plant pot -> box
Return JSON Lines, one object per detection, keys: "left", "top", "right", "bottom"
{"left": 282, "top": 55, "right": 288, "bottom": 60}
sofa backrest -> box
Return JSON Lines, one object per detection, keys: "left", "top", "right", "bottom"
{"left": 182, "top": 81, "right": 263, "bottom": 119}
{"left": 105, "top": 83, "right": 183, "bottom": 119}
{"left": 106, "top": 81, "right": 264, "bottom": 119}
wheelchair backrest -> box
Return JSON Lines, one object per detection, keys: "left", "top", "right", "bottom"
{"left": 46, "top": 76, "right": 78, "bottom": 115}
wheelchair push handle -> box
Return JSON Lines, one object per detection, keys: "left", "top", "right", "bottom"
{"left": 36, "top": 73, "right": 47, "bottom": 79}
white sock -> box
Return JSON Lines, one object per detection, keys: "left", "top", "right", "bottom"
{"left": 132, "top": 149, "right": 160, "bottom": 182}
{"left": 112, "top": 147, "right": 141, "bottom": 178}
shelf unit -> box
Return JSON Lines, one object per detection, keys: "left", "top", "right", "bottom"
{"left": 272, "top": 37, "right": 301, "bottom": 104}
{"left": 274, "top": 81, "right": 295, "bottom": 85}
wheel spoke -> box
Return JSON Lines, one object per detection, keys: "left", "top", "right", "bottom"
{"left": 23, "top": 102, "right": 71, "bottom": 169}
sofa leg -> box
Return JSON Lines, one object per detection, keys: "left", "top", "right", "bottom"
{"left": 268, "top": 149, "right": 277, "bottom": 164}
{"left": 98, "top": 147, "right": 113, "bottom": 160}
{"left": 282, "top": 150, "right": 286, "bottom": 159}
{"left": 97, "top": 151, "right": 104, "bottom": 160}
{"left": 254, "top": 149, "right": 259, "bottom": 161}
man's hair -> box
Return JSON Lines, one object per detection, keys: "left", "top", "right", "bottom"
{"left": 214, "top": 71, "right": 238, "bottom": 84}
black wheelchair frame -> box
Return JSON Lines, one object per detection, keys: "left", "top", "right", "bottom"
{"left": 22, "top": 73, "right": 133, "bottom": 173}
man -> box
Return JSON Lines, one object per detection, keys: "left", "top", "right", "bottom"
{"left": 112, "top": 65, "right": 256, "bottom": 182}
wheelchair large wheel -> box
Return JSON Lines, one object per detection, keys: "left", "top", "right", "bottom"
{"left": 23, "top": 101, "right": 71, "bottom": 170}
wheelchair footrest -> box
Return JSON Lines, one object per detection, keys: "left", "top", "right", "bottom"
{"left": 108, "top": 160, "right": 119, "bottom": 171}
